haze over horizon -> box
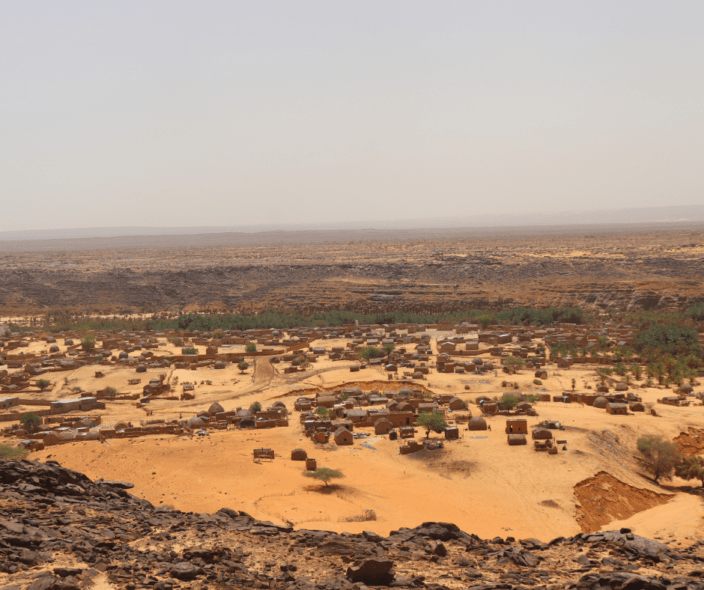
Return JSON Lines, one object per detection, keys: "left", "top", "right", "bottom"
{"left": 2, "top": 1, "right": 703, "bottom": 233}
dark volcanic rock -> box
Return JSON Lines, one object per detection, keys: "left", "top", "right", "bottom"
{"left": 346, "top": 559, "right": 395, "bottom": 586}
{"left": 1, "top": 459, "right": 704, "bottom": 590}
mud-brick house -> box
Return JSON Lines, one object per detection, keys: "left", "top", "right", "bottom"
{"left": 345, "top": 409, "right": 369, "bottom": 424}
{"left": 333, "top": 426, "right": 353, "bottom": 446}
{"left": 374, "top": 418, "right": 394, "bottom": 435}
{"left": 382, "top": 411, "right": 415, "bottom": 428}
{"left": 316, "top": 395, "right": 337, "bottom": 409}
{"left": 447, "top": 397, "right": 465, "bottom": 411}
{"left": 445, "top": 426, "right": 459, "bottom": 440}
{"left": 507, "top": 434, "right": 527, "bottom": 446}
{"left": 606, "top": 403, "right": 628, "bottom": 415}
{"left": 505, "top": 419, "right": 528, "bottom": 435}
{"left": 0, "top": 396, "right": 19, "bottom": 410}
{"left": 438, "top": 341, "right": 457, "bottom": 354}
{"left": 50, "top": 397, "right": 104, "bottom": 413}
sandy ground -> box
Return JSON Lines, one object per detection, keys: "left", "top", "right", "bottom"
{"left": 6, "top": 331, "right": 702, "bottom": 544}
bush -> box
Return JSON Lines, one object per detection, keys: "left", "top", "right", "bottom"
{"left": 533, "top": 379, "right": 542, "bottom": 386}
{"left": 249, "top": 401, "right": 261, "bottom": 413}
{"left": 497, "top": 393, "right": 521, "bottom": 410}
{"left": 245, "top": 342, "right": 257, "bottom": 353}
{"left": 105, "top": 387, "right": 117, "bottom": 397}
{"left": 637, "top": 435, "right": 681, "bottom": 483}
{"left": 182, "top": 347, "right": 198, "bottom": 355}
{"left": 686, "top": 302, "right": 704, "bottom": 322}
{"left": 169, "top": 337, "right": 183, "bottom": 347}
{"left": 477, "top": 314, "right": 494, "bottom": 329}
{"left": 504, "top": 356, "right": 525, "bottom": 374}
{"left": 383, "top": 343, "right": 395, "bottom": 354}
{"left": 358, "top": 346, "right": 383, "bottom": 361}
{"left": 417, "top": 412, "right": 447, "bottom": 438}
{"left": 81, "top": 334, "right": 96, "bottom": 350}
{"left": 304, "top": 468, "right": 343, "bottom": 487}
{"left": 675, "top": 456, "right": 704, "bottom": 486}
{"left": 238, "top": 361, "right": 249, "bottom": 373}
{"left": 35, "top": 379, "right": 50, "bottom": 390}
{"left": 20, "top": 412, "right": 41, "bottom": 433}
{"left": 634, "top": 324, "right": 700, "bottom": 356}
{"left": 315, "top": 406, "right": 329, "bottom": 417}
{"left": 0, "top": 444, "right": 27, "bottom": 460}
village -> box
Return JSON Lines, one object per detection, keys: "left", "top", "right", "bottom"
{"left": 2, "top": 317, "right": 704, "bottom": 541}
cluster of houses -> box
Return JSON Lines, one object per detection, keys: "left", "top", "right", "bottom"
{"left": 2, "top": 318, "right": 703, "bottom": 456}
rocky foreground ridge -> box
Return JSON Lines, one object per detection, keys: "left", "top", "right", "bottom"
{"left": 2, "top": 460, "right": 704, "bottom": 590}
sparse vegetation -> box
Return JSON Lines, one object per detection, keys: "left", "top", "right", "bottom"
{"left": 503, "top": 356, "right": 525, "bottom": 374}
{"left": 416, "top": 411, "right": 447, "bottom": 438}
{"left": 686, "top": 302, "right": 704, "bottom": 322}
{"left": 675, "top": 456, "right": 704, "bottom": 487}
{"left": 35, "top": 379, "right": 50, "bottom": 390}
{"left": 182, "top": 347, "right": 198, "bottom": 355}
{"left": 496, "top": 394, "right": 521, "bottom": 411}
{"left": 20, "top": 412, "right": 41, "bottom": 433}
{"left": 637, "top": 435, "right": 682, "bottom": 483}
{"left": 0, "top": 444, "right": 27, "bottom": 460}
{"left": 358, "top": 346, "right": 383, "bottom": 361}
{"left": 81, "top": 334, "right": 96, "bottom": 350}
{"left": 304, "top": 467, "right": 343, "bottom": 487}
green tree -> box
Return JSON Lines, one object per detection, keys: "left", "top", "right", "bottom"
{"left": 504, "top": 356, "right": 525, "bottom": 374}
{"left": 304, "top": 468, "right": 343, "bottom": 487}
{"left": 315, "top": 406, "right": 329, "bottom": 417}
{"left": 416, "top": 411, "right": 447, "bottom": 438}
{"left": 238, "top": 361, "right": 249, "bottom": 373}
{"left": 477, "top": 314, "right": 494, "bottom": 329}
{"left": 685, "top": 302, "right": 704, "bottom": 322}
{"left": 497, "top": 393, "right": 521, "bottom": 411}
{"left": 358, "top": 346, "right": 383, "bottom": 361}
{"left": 614, "top": 362, "right": 627, "bottom": 377}
{"left": 571, "top": 378, "right": 576, "bottom": 391}
{"left": 675, "top": 456, "right": 704, "bottom": 487}
{"left": 383, "top": 343, "right": 395, "bottom": 355}
{"left": 630, "top": 363, "right": 643, "bottom": 380}
{"left": 637, "top": 435, "right": 682, "bottom": 483}
{"left": 20, "top": 412, "right": 41, "bottom": 433}
{"left": 634, "top": 324, "right": 700, "bottom": 356}
{"left": 35, "top": 379, "right": 50, "bottom": 390}
{"left": 245, "top": 342, "right": 257, "bottom": 353}
{"left": 81, "top": 334, "right": 96, "bottom": 350}
{"left": 249, "top": 401, "right": 262, "bottom": 413}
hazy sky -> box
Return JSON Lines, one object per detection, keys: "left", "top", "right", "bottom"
{"left": 2, "top": 1, "right": 703, "bottom": 232}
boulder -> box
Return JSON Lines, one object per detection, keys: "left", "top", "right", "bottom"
{"left": 170, "top": 562, "right": 204, "bottom": 581}
{"left": 346, "top": 559, "right": 395, "bottom": 586}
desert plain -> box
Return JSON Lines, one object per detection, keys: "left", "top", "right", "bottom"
{"left": 2, "top": 224, "right": 704, "bottom": 589}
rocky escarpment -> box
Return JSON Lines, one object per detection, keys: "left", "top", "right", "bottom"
{"left": 1, "top": 226, "right": 703, "bottom": 316}
{"left": 2, "top": 460, "right": 704, "bottom": 590}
